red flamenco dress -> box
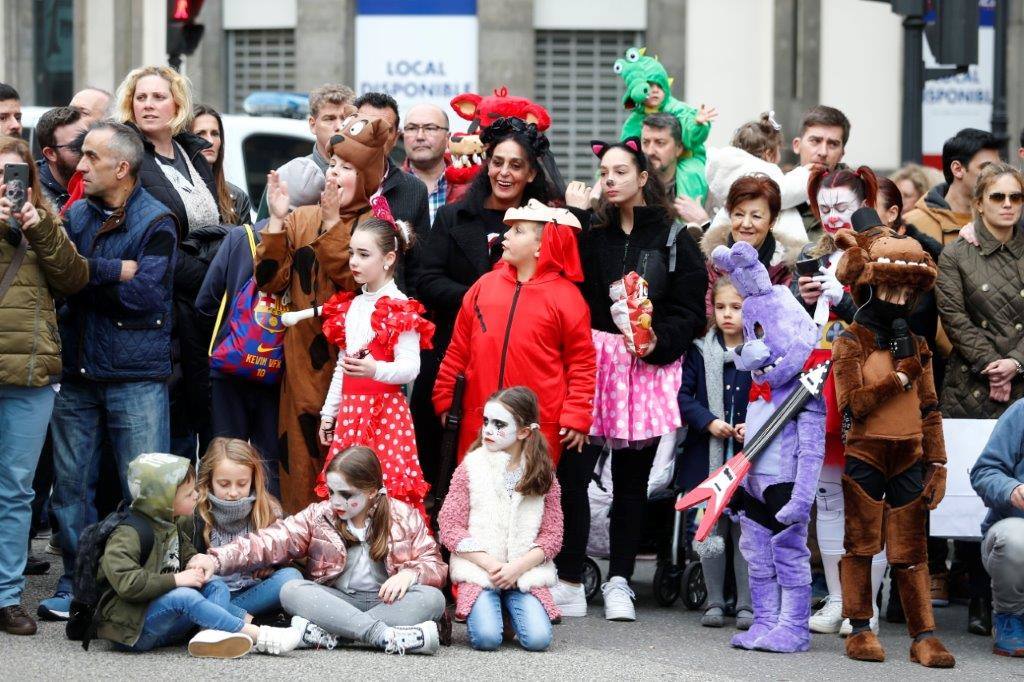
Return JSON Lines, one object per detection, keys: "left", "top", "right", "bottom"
{"left": 315, "top": 283, "right": 435, "bottom": 521}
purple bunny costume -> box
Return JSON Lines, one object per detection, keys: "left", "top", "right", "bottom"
{"left": 712, "top": 242, "right": 825, "bottom": 653}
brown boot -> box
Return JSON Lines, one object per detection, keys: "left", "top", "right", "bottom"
{"left": 910, "top": 636, "right": 955, "bottom": 668}
{"left": 846, "top": 630, "right": 886, "bottom": 662}
{"left": 0, "top": 604, "right": 37, "bottom": 635}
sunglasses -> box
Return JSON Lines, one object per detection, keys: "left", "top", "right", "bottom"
{"left": 987, "top": 192, "right": 1024, "bottom": 205}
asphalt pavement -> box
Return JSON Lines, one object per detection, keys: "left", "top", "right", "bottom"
{"left": 8, "top": 541, "right": 1018, "bottom": 680}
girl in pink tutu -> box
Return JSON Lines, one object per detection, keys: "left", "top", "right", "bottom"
{"left": 555, "top": 139, "right": 707, "bottom": 622}
{"left": 315, "top": 215, "right": 434, "bottom": 522}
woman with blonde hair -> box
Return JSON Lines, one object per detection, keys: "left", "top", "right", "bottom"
{"left": 115, "top": 65, "right": 223, "bottom": 461}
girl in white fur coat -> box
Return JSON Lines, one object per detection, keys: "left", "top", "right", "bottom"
{"left": 438, "top": 387, "right": 563, "bottom": 652}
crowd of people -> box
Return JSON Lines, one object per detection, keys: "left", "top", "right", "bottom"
{"left": 0, "top": 54, "right": 1023, "bottom": 666}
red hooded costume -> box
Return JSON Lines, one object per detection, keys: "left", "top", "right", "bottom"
{"left": 432, "top": 211, "right": 596, "bottom": 464}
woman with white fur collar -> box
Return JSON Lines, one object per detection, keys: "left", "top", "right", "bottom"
{"left": 438, "top": 387, "right": 564, "bottom": 651}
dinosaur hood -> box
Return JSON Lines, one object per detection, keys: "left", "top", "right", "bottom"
{"left": 614, "top": 47, "right": 674, "bottom": 110}
{"left": 127, "top": 453, "right": 192, "bottom": 524}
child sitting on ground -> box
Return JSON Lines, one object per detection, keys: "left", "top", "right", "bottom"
{"left": 95, "top": 453, "right": 306, "bottom": 658}
{"left": 193, "top": 438, "right": 300, "bottom": 620}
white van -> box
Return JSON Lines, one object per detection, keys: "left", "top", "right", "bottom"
{"left": 20, "top": 106, "right": 315, "bottom": 217}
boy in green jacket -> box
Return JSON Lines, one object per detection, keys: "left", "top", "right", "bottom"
{"left": 96, "top": 453, "right": 307, "bottom": 658}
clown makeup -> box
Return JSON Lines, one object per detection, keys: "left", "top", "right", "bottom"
{"left": 816, "top": 186, "right": 862, "bottom": 234}
{"left": 481, "top": 401, "right": 523, "bottom": 453}
{"left": 326, "top": 471, "right": 371, "bottom": 522}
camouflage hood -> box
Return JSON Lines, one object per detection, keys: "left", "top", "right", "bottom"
{"left": 127, "top": 453, "right": 192, "bottom": 525}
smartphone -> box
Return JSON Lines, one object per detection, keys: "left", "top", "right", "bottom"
{"left": 795, "top": 257, "right": 821, "bottom": 277}
{"left": 3, "top": 162, "right": 29, "bottom": 208}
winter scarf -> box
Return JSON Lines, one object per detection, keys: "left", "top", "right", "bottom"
{"left": 156, "top": 141, "right": 220, "bottom": 231}
{"left": 207, "top": 494, "right": 258, "bottom": 590}
{"left": 694, "top": 330, "right": 729, "bottom": 558}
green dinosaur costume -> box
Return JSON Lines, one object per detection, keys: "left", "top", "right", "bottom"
{"left": 615, "top": 47, "right": 709, "bottom": 203}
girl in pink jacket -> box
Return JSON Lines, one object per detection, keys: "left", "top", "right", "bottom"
{"left": 438, "top": 387, "right": 564, "bottom": 651}
{"left": 190, "top": 446, "right": 448, "bottom": 656}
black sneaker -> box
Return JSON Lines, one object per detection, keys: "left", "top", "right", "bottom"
{"left": 22, "top": 555, "right": 50, "bottom": 576}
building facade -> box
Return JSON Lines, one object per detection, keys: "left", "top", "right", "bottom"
{"left": 2, "top": 0, "right": 1023, "bottom": 181}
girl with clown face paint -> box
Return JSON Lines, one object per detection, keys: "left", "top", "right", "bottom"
{"left": 438, "top": 387, "right": 565, "bottom": 652}
{"left": 191, "top": 446, "right": 448, "bottom": 656}
{"left": 790, "top": 166, "right": 889, "bottom": 636}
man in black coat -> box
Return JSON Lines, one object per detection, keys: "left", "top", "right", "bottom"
{"left": 354, "top": 93, "right": 430, "bottom": 297}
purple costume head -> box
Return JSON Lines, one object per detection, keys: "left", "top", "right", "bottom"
{"left": 711, "top": 241, "right": 817, "bottom": 388}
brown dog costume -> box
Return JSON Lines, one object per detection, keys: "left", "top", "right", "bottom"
{"left": 831, "top": 223, "right": 954, "bottom": 667}
{"left": 255, "top": 112, "right": 390, "bottom": 512}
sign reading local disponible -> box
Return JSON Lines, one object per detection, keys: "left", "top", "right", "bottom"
{"left": 355, "top": 0, "right": 478, "bottom": 132}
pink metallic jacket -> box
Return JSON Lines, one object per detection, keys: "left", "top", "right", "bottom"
{"left": 209, "top": 499, "right": 447, "bottom": 587}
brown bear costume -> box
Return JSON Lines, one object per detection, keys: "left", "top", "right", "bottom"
{"left": 831, "top": 219, "right": 955, "bottom": 668}
{"left": 255, "top": 112, "right": 390, "bottom": 512}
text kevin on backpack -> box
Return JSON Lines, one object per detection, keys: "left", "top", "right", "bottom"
{"left": 66, "top": 505, "right": 154, "bottom": 650}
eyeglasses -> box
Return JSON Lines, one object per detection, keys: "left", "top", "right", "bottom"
{"left": 403, "top": 124, "right": 448, "bottom": 135}
{"left": 987, "top": 191, "right": 1024, "bottom": 205}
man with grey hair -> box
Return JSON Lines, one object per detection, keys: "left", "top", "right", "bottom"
{"left": 255, "top": 83, "right": 356, "bottom": 220}
{"left": 39, "top": 120, "right": 178, "bottom": 622}
{"left": 69, "top": 87, "right": 113, "bottom": 125}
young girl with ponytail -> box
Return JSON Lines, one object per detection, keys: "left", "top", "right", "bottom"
{"left": 309, "top": 213, "right": 434, "bottom": 520}
{"left": 791, "top": 166, "right": 888, "bottom": 635}
{"left": 189, "top": 445, "right": 448, "bottom": 655}
{"left": 438, "top": 387, "right": 563, "bottom": 652}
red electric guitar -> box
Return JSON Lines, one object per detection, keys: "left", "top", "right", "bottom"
{"left": 676, "top": 360, "right": 832, "bottom": 542}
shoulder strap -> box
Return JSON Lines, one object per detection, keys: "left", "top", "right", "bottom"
{"left": 208, "top": 225, "right": 256, "bottom": 356}
{"left": 0, "top": 236, "right": 28, "bottom": 304}
{"left": 666, "top": 220, "right": 684, "bottom": 273}
{"left": 121, "top": 512, "right": 156, "bottom": 568}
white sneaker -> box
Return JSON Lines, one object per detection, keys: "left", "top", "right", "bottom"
{"left": 188, "top": 629, "right": 253, "bottom": 659}
{"left": 383, "top": 620, "right": 439, "bottom": 655}
{"left": 839, "top": 604, "right": 880, "bottom": 637}
{"left": 291, "top": 616, "right": 338, "bottom": 650}
{"left": 601, "top": 577, "right": 636, "bottom": 622}
{"left": 254, "top": 624, "right": 304, "bottom": 655}
{"left": 550, "top": 580, "right": 587, "bottom": 617}
{"left": 809, "top": 595, "right": 844, "bottom": 634}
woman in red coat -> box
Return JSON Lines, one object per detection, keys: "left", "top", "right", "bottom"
{"left": 432, "top": 200, "right": 596, "bottom": 465}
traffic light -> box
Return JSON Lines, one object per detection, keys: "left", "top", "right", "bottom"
{"left": 925, "top": 0, "right": 979, "bottom": 66}
{"left": 167, "top": 0, "right": 205, "bottom": 60}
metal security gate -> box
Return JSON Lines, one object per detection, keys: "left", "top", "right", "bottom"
{"left": 535, "top": 29, "right": 645, "bottom": 183}
{"left": 226, "top": 29, "right": 298, "bottom": 113}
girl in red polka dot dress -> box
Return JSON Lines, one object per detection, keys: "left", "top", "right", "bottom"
{"left": 315, "top": 214, "right": 434, "bottom": 521}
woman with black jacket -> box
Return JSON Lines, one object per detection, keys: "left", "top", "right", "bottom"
{"left": 413, "top": 117, "right": 555, "bottom": 490}
{"left": 115, "top": 65, "right": 230, "bottom": 459}
{"left": 552, "top": 139, "right": 707, "bottom": 623}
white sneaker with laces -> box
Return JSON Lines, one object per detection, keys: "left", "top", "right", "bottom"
{"left": 550, "top": 580, "right": 587, "bottom": 617}
{"left": 188, "top": 629, "right": 253, "bottom": 659}
{"left": 601, "top": 577, "right": 636, "bottom": 622}
{"left": 809, "top": 595, "right": 844, "bottom": 634}
{"left": 254, "top": 624, "right": 304, "bottom": 655}
{"left": 383, "top": 620, "right": 439, "bottom": 655}
{"left": 291, "top": 616, "right": 338, "bottom": 650}
{"left": 838, "top": 604, "right": 880, "bottom": 637}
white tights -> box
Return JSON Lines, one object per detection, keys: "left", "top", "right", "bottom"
{"left": 816, "top": 462, "right": 887, "bottom": 602}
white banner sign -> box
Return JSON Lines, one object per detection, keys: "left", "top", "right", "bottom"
{"left": 930, "top": 418, "right": 996, "bottom": 540}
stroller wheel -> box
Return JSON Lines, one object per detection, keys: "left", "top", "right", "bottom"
{"left": 682, "top": 561, "right": 707, "bottom": 611}
{"left": 653, "top": 563, "right": 682, "bottom": 607}
{"left": 582, "top": 557, "right": 602, "bottom": 603}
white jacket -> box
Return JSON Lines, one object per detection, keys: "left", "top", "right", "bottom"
{"left": 704, "top": 145, "right": 810, "bottom": 247}
{"left": 448, "top": 448, "right": 557, "bottom": 592}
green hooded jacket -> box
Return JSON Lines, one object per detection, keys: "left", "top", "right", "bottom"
{"left": 615, "top": 47, "right": 710, "bottom": 202}
{"left": 96, "top": 453, "right": 198, "bottom": 646}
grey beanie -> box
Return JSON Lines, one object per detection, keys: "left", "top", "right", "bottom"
{"left": 276, "top": 157, "right": 326, "bottom": 209}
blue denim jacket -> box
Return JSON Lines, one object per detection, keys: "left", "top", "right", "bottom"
{"left": 969, "top": 398, "right": 1024, "bottom": 536}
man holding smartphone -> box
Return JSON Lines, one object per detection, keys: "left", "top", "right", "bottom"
{"left": 0, "top": 140, "right": 88, "bottom": 635}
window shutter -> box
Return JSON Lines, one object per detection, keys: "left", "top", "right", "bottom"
{"left": 226, "top": 29, "right": 298, "bottom": 113}
{"left": 535, "top": 29, "right": 646, "bottom": 183}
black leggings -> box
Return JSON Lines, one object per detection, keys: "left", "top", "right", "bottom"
{"left": 555, "top": 442, "right": 657, "bottom": 582}
{"left": 738, "top": 483, "right": 795, "bottom": 534}
{"left": 844, "top": 458, "right": 923, "bottom": 507}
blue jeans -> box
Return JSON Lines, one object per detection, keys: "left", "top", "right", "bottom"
{"left": 228, "top": 567, "right": 302, "bottom": 618}
{"left": 50, "top": 379, "right": 170, "bottom": 594}
{"left": 0, "top": 385, "right": 55, "bottom": 607}
{"left": 126, "top": 579, "right": 244, "bottom": 652}
{"left": 466, "top": 589, "right": 552, "bottom": 652}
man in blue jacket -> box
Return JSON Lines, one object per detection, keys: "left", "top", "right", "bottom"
{"left": 970, "top": 398, "right": 1024, "bottom": 657}
{"left": 40, "top": 121, "right": 177, "bottom": 621}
